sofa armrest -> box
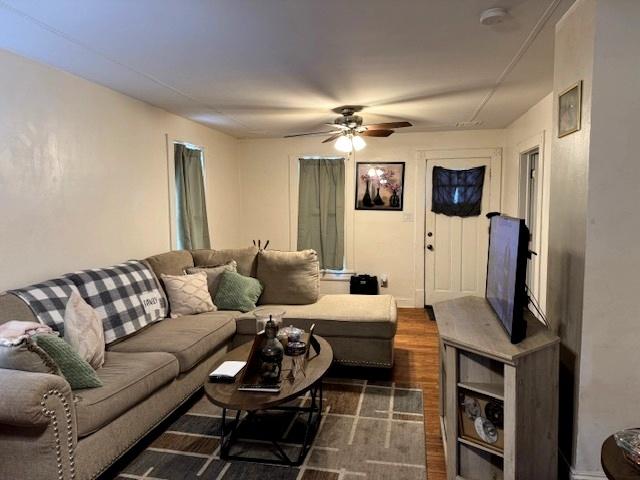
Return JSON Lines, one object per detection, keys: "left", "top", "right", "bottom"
{"left": 0, "top": 368, "right": 78, "bottom": 480}
{"left": 0, "top": 368, "right": 74, "bottom": 427}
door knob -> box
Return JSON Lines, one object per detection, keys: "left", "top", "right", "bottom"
{"left": 427, "top": 244, "right": 434, "bottom": 251}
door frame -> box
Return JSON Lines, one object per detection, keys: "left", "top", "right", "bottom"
{"left": 515, "top": 132, "right": 547, "bottom": 316}
{"left": 414, "top": 148, "right": 502, "bottom": 307}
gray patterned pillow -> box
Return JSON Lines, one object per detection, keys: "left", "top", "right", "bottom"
{"left": 185, "top": 260, "right": 237, "bottom": 299}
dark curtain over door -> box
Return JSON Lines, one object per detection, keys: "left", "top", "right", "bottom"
{"left": 431, "top": 166, "right": 486, "bottom": 217}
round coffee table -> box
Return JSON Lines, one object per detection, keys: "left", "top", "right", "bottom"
{"left": 205, "top": 335, "right": 333, "bottom": 466}
{"left": 602, "top": 434, "right": 640, "bottom": 479}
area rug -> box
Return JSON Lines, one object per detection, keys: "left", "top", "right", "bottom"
{"left": 113, "top": 378, "right": 426, "bottom": 480}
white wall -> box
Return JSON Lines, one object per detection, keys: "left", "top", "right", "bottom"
{"left": 504, "top": 93, "right": 554, "bottom": 313}
{"left": 0, "top": 48, "right": 242, "bottom": 291}
{"left": 237, "top": 130, "right": 506, "bottom": 307}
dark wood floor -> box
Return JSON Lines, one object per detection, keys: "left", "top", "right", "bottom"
{"left": 336, "top": 308, "right": 445, "bottom": 479}
{"left": 393, "top": 307, "right": 445, "bottom": 480}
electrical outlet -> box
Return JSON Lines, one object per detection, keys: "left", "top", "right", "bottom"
{"left": 380, "top": 274, "right": 388, "bottom": 288}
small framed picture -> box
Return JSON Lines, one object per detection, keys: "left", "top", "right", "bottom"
{"left": 558, "top": 81, "right": 582, "bottom": 138}
{"left": 355, "top": 162, "right": 405, "bottom": 211}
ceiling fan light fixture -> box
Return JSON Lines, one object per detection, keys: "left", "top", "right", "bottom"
{"left": 352, "top": 135, "right": 366, "bottom": 151}
{"left": 334, "top": 134, "right": 353, "bottom": 153}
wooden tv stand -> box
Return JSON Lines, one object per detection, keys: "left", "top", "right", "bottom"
{"left": 433, "top": 296, "right": 560, "bottom": 480}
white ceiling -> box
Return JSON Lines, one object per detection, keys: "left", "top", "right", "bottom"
{"left": 0, "top": 0, "right": 573, "bottom": 138}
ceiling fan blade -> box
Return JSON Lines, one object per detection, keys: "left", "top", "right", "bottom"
{"left": 364, "top": 121, "right": 413, "bottom": 130}
{"left": 284, "top": 130, "right": 339, "bottom": 138}
{"left": 322, "top": 133, "right": 344, "bottom": 143}
{"left": 361, "top": 129, "right": 394, "bottom": 137}
{"left": 325, "top": 123, "right": 349, "bottom": 130}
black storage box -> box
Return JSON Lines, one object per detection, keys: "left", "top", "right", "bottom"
{"left": 350, "top": 274, "right": 379, "bottom": 295}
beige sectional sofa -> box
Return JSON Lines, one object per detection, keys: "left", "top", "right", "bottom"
{"left": 0, "top": 247, "right": 397, "bottom": 480}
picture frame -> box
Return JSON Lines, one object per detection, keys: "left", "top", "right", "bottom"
{"left": 355, "top": 162, "right": 405, "bottom": 211}
{"left": 558, "top": 81, "right": 582, "bottom": 138}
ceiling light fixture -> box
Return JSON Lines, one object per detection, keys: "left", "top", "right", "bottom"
{"left": 334, "top": 135, "right": 353, "bottom": 153}
{"left": 334, "top": 133, "right": 366, "bottom": 153}
{"left": 352, "top": 135, "right": 366, "bottom": 151}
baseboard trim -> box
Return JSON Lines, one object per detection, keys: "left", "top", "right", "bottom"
{"left": 394, "top": 297, "right": 415, "bottom": 308}
{"left": 570, "top": 470, "right": 606, "bottom": 480}
{"left": 560, "top": 450, "right": 607, "bottom": 479}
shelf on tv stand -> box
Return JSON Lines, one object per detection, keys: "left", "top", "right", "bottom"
{"left": 434, "top": 296, "right": 560, "bottom": 480}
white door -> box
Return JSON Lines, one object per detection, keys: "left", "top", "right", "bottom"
{"left": 424, "top": 156, "right": 498, "bottom": 305}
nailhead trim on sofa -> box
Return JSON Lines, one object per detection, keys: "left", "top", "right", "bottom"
{"left": 41, "top": 389, "right": 76, "bottom": 480}
{"left": 334, "top": 359, "right": 393, "bottom": 368}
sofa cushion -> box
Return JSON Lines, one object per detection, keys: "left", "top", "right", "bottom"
{"left": 236, "top": 294, "right": 397, "bottom": 339}
{"left": 256, "top": 250, "right": 319, "bottom": 305}
{"left": 108, "top": 312, "right": 237, "bottom": 373}
{"left": 74, "top": 351, "right": 179, "bottom": 437}
{"left": 191, "top": 246, "right": 259, "bottom": 277}
{"left": 145, "top": 250, "right": 195, "bottom": 277}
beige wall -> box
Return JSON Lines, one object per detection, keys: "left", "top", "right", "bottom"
{"left": 548, "top": 1, "right": 595, "bottom": 475}
{"left": 574, "top": 0, "right": 640, "bottom": 475}
{"left": 0, "top": 48, "right": 242, "bottom": 292}
{"left": 237, "top": 130, "right": 508, "bottom": 306}
{"left": 548, "top": 1, "right": 640, "bottom": 477}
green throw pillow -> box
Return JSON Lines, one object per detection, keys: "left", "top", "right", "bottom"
{"left": 214, "top": 271, "right": 263, "bottom": 313}
{"left": 34, "top": 335, "right": 103, "bottom": 389}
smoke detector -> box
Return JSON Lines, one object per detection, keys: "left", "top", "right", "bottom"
{"left": 480, "top": 7, "right": 508, "bottom": 26}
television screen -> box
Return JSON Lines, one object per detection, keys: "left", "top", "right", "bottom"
{"left": 486, "top": 215, "right": 528, "bottom": 343}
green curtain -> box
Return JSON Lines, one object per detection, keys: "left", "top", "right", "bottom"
{"left": 297, "top": 158, "right": 345, "bottom": 270}
{"left": 175, "top": 143, "right": 211, "bottom": 250}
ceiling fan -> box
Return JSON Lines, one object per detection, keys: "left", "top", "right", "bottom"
{"left": 284, "top": 105, "right": 413, "bottom": 152}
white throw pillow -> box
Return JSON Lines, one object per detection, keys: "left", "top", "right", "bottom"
{"left": 161, "top": 271, "right": 216, "bottom": 318}
{"left": 64, "top": 289, "right": 105, "bottom": 369}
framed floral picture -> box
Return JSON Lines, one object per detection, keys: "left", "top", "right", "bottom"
{"left": 355, "top": 162, "right": 405, "bottom": 211}
{"left": 558, "top": 81, "right": 582, "bottom": 137}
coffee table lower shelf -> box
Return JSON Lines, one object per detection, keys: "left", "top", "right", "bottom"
{"left": 219, "top": 380, "right": 323, "bottom": 466}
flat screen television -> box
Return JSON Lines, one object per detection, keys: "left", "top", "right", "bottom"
{"left": 485, "top": 215, "right": 529, "bottom": 343}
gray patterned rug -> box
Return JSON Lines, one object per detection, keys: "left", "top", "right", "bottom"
{"left": 113, "top": 378, "right": 426, "bottom": 480}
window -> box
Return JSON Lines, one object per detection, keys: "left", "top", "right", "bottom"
{"left": 174, "top": 143, "right": 210, "bottom": 250}
{"left": 297, "top": 157, "right": 345, "bottom": 270}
